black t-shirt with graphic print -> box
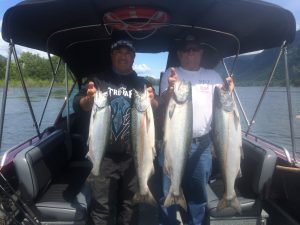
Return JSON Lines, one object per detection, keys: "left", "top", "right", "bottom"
{"left": 73, "top": 69, "right": 150, "bottom": 155}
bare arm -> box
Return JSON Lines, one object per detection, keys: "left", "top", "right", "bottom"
{"left": 226, "top": 76, "right": 235, "bottom": 93}
{"left": 79, "top": 81, "right": 96, "bottom": 111}
{"left": 145, "top": 86, "right": 159, "bottom": 111}
{"left": 160, "top": 67, "right": 178, "bottom": 103}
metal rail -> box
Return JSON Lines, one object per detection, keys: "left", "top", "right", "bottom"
{"left": 245, "top": 41, "right": 286, "bottom": 136}
{"left": 243, "top": 41, "right": 298, "bottom": 165}
{"left": 38, "top": 54, "right": 62, "bottom": 128}
{"left": 12, "top": 44, "right": 41, "bottom": 138}
{"left": 283, "top": 45, "right": 297, "bottom": 165}
{"left": 65, "top": 63, "right": 70, "bottom": 134}
{"left": 0, "top": 42, "right": 13, "bottom": 149}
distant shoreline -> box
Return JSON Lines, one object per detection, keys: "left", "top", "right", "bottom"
{"left": 0, "top": 79, "right": 68, "bottom": 88}
{"left": 0, "top": 78, "right": 299, "bottom": 88}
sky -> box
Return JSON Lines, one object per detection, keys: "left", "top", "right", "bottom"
{"left": 0, "top": 0, "right": 299, "bottom": 78}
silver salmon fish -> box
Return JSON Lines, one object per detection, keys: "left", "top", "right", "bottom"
{"left": 131, "top": 87, "right": 156, "bottom": 206}
{"left": 212, "top": 85, "right": 242, "bottom": 213}
{"left": 163, "top": 81, "right": 193, "bottom": 210}
{"left": 88, "top": 90, "right": 111, "bottom": 176}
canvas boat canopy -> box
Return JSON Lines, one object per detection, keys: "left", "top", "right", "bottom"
{"left": 1, "top": 0, "right": 296, "bottom": 78}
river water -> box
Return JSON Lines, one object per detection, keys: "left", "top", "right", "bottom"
{"left": 0, "top": 86, "right": 299, "bottom": 156}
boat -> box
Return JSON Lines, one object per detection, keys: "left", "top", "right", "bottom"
{"left": 0, "top": 0, "right": 298, "bottom": 224}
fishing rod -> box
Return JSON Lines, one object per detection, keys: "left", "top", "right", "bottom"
{"left": 0, "top": 205, "right": 23, "bottom": 225}
{"left": 0, "top": 185, "right": 40, "bottom": 225}
{"left": 0, "top": 172, "right": 41, "bottom": 225}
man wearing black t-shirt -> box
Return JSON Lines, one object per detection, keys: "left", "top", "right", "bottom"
{"left": 73, "top": 39, "right": 156, "bottom": 225}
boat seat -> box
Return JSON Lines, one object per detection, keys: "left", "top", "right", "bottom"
{"left": 207, "top": 138, "right": 277, "bottom": 224}
{"left": 13, "top": 129, "right": 92, "bottom": 225}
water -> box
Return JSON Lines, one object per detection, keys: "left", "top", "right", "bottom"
{"left": 235, "top": 87, "right": 300, "bottom": 154}
{"left": 0, "top": 87, "right": 65, "bottom": 152}
{"left": 0, "top": 86, "right": 299, "bottom": 156}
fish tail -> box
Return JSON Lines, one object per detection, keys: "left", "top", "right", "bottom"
{"left": 132, "top": 190, "right": 157, "bottom": 206}
{"left": 217, "top": 195, "right": 242, "bottom": 214}
{"left": 163, "top": 188, "right": 187, "bottom": 211}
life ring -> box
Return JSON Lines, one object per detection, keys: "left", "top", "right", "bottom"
{"left": 103, "top": 6, "right": 170, "bottom": 31}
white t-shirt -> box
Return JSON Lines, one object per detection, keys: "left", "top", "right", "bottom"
{"left": 160, "top": 66, "right": 223, "bottom": 138}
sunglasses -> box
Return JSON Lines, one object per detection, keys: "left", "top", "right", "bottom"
{"left": 181, "top": 47, "right": 201, "bottom": 53}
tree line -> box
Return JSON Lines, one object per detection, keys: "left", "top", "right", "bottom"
{"left": 216, "top": 30, "right": 300, "bottom": 87}
{"left": 0, "top": 52, "right": 67, "bottom": 87}
{"left": 0, "top": 43, "right": 299, "bottom": 87}
{"left": 0, "top": 52, "right": 159, "bottom": 87}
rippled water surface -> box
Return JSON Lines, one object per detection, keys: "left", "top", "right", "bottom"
{"left": 0, "top": 86, "right": 299, "bottom": 156}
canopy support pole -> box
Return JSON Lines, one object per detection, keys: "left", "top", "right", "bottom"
{"left": 38, "top": 53, "right": 62, "bottom": 128}
{"left": 0, "top": 41, "right": 13, "bottom": 149}
{"left": 245, "top": 41, "right": 286, "bottom": 136}
{"left": 283, "top": 44, "right": 297, "bottom": 165}
{"left": 65, "top": 63, "right": 70, "bottom": 134}
{"left": 12, "top": 43, "right": 41, "bottom": 138}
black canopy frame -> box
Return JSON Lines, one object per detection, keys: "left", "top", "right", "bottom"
{"left": 1, "top": 0, "right": 296, "bottom": 79}
{"left": 0, "top": 0, "right": 298, "bottom": 165}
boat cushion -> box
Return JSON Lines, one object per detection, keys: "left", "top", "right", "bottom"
{"left": 207, "top": 179, "right": 261, "bottom": 217}
{"left": 237, "top": 139, "right": 277, "bottom": 197}
{"left": 207, "top": 138, "right": 277, "bottom": 218}
{"left": 13, "top": 129, "right": 92, "bottom": 223}
{"left": 36, "top": 173, "right": 91, "bottom": 221}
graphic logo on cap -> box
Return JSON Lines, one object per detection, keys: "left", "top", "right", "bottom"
{"left": 111, "top": 40, "right": 135, "bottom": 52}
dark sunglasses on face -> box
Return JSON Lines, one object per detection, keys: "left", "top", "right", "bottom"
{"left": 181, "top": 47, "right": 201, "bottom": 53}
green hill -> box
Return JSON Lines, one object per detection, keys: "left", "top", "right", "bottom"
{"left": 0, "top": 55, "right": 6, "bottom": 80}
{"left": 0, "top": 55, "right": 6, "bottom": 61}
{"left": 216, "top": 30, "right": 300, "bottom": 86}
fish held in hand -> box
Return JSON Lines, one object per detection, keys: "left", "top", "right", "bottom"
{"left": 212, "top": 85, "right": 242, "bottom": 214}
{"left": 88, "top": 90, "right": 111, "bottom": 176}
{"left": 163, "top": 81, "right": 193, "bottom": 211}
{"left": 131, "top": 87, "right": 156, "bottom": 206}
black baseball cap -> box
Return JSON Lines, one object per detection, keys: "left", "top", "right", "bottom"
{"left": 111, "top": 39, "right": 135, "bottom": 52}
{"left": 177, "top": 34, "right": 202, "bottom": 50}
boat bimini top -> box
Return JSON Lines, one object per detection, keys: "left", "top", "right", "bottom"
{"left": 1, "top": 0, "right": 296, "bottom": 79}
{"left": 1, "top": 0, "right": 298, "bottom": 165}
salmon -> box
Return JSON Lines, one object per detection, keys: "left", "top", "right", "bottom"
{"left": 163, "top": 81, "right": 193, "bottom": 211}
{"left": 212, "top": 85, "right": 242, "bottom": 214}
{"left": 131, "top": 87, "right": 156, "bottom": 206}
{"left": 88, "top": 90, "right": 111, "bottom": 176}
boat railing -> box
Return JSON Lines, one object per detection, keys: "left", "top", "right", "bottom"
{"left": 0, "top": 40, "right": 43, "bottom": 148}
{"left": 242, "top": 131, "right": 299, "bottom": 165}
{"left": 225, "top": 41, "right": 298, "bottom": 167}
{"left": 38, "top": 54, "right": 62, "bottom": 129}
{"left": 0, "top": 127, "right": 54, "bottom": 170}
{"left": 0, "top": 40, "right": 73, "bottom": 160}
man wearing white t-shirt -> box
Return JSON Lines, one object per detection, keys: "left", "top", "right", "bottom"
{"left": 158, "top": 34, "right": 233, "bottom": 225}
